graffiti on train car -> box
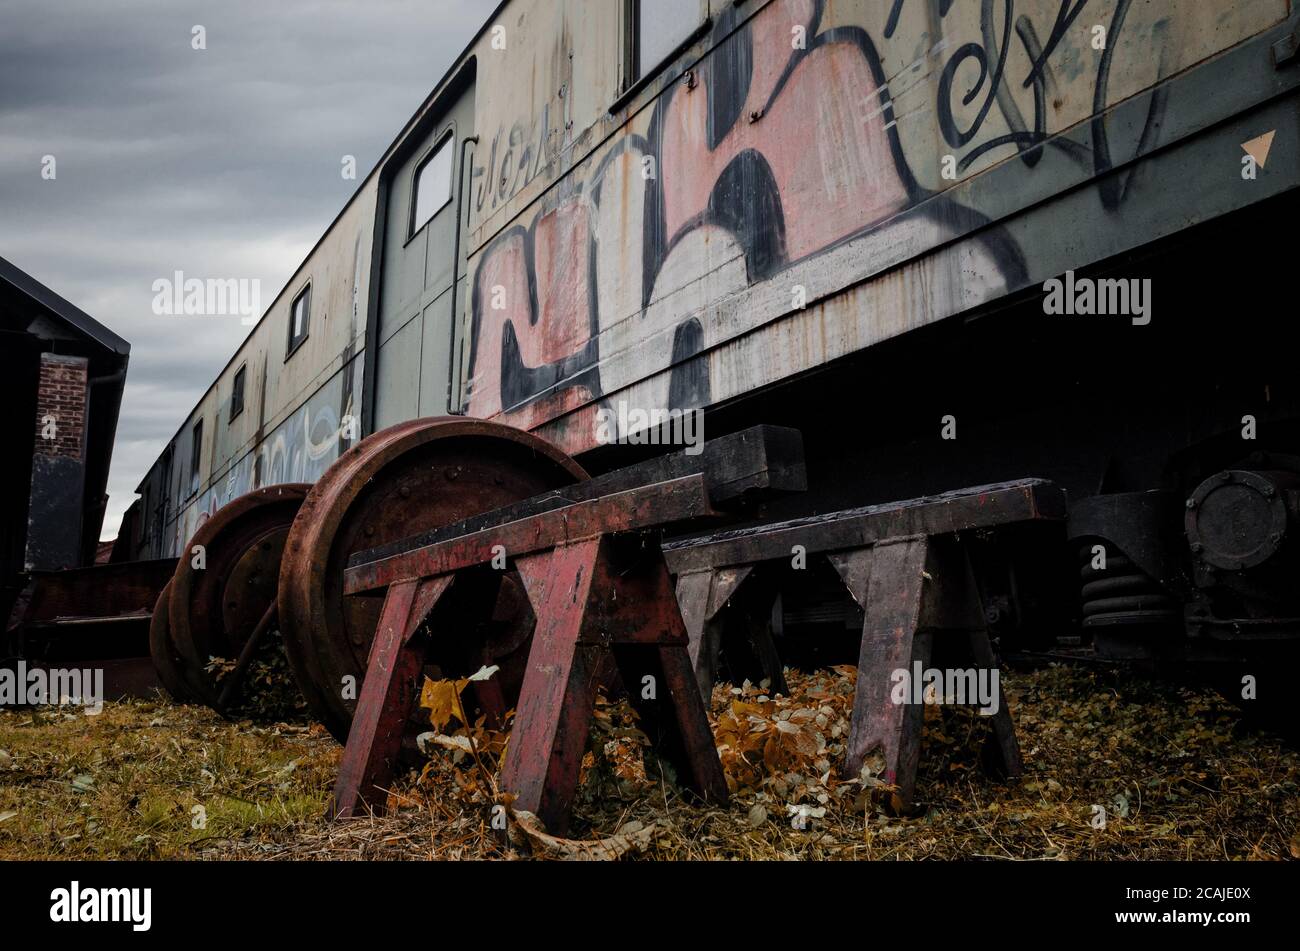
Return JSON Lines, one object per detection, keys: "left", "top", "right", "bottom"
{"left": 463, "top": 0, "right": 1203, "bottom": 446}
{"left": 164, "top": 359, "right": 364, "bottom": 557}
{"left": 907, "top": 0, "right": 1165, "bottom": 207}
{"left": 472, "top": 99, "right": 566, "bottom": 215}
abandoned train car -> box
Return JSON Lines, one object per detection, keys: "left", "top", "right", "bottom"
{"left": 125, "top": 0, "right": 1300, "bottom": 688}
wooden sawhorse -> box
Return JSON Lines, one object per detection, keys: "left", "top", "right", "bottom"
{"left": 667, "top": 479, "right": 1067, "bottom": 809}
{"left": 332, "top": 474, "right": 730, "bottom": 834}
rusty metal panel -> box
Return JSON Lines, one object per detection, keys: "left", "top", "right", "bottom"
{"left": 12, "top": 559, "right": 177, "bottom": 627}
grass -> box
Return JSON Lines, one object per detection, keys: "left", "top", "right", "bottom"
{"left": 1, "top": 663, "right": 1296, "bottom": 861}
{"left": 0, "top": 701, "right": 336, "bottom": 859}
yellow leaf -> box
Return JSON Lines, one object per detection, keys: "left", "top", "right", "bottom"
{"left": 419, "top": 677, "right": 467, "bottom": 731}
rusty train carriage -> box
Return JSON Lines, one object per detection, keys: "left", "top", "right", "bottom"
{"left": 127, "top": 0, "right": 1300, "bottom": 763}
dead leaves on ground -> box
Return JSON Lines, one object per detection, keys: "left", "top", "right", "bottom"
{"left": 400, "top": 661, "right": 1300, "bottom": 861}
{"left": 3, "top": 662, "right": 1296, "bottom": 860}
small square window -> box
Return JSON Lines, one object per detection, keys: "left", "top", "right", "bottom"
{"left": 410, "top": 135, "right": 454, "bottom": 237}
{"left": 632, "top": 0, "right": 704, "bottom": 82}
{"left": 230, "top": 364, "right": 246, "bottom": 421}
{"left": 189, "top": 419, "right": 203, "bottom": 497}
{"left": 287, "top": 285, "right": 310, "bottom": 357}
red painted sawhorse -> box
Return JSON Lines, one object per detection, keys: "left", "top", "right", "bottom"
{"left": 665, "top": 479, "right": 1067, "bottom": 809}
{"left": 331, "top": 474, "right": 729, "bottom": 834}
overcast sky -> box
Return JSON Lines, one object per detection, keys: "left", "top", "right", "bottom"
{"left": 0, "top": 0, "right": 491, "bottom": 540}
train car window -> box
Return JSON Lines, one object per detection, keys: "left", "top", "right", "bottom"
{"left": 633, "top": 0, "right": 705, "bottom": 81}
{"left": 229, "top": 364, "right": 246, "bottom": 421}
{"left": 188, "top": 419, "right": 203, "bottom": 498}
{"left": 410, "top": 135, "right": 454, "bottom": 237}
{"left": 286, "top": 284, "right": 311, "bottom": 357}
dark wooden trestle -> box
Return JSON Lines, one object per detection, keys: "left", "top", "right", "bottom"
{"left": 664, "top": 478, "right": 1067, "bottom": 809}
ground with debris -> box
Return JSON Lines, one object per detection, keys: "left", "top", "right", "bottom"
{"left": 1, "top": 664, "right": 1296, "bottom": 860}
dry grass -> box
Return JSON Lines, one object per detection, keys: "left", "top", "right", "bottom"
{"left": 0, "top": 702, "right": 335, "bottom": 859}
{"left": 1, "top": 663, "right": 1297, "bottom": 861}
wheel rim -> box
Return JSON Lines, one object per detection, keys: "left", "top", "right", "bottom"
{"left": 168, "top": 484, "right": 310, "bottom": 706}
{"left": 148, "top": 581, "right": 196, "bottom": 703}
{"left": 277, "top": 417, "right": 588, "bottom": 741}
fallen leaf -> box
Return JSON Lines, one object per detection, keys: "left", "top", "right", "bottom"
{"left": 512, "top": 809, "right": 654, "bottom": 860}
{"left": 419, "top": 678, "right": 465, "bottom": 731}
{"left": 426, "top": 734, "right": 474, "bottom": 754}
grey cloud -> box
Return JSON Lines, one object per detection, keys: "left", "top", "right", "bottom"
{"left": 0, "top": 0, "right": 490, "bottom": 539}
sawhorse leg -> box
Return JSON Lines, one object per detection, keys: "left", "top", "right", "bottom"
{"left": 502, "top": 536, "right": 728, "bottom": 834}
{"left": 331, "top": 574, "right": 453, "bottom": 818}
{"left": 830, "top": 536, "right": 1020, "bottom": 810}
{"left": 675, "top": 565, "right": 787, "bottom": 703}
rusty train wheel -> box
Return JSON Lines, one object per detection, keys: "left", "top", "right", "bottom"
{"left": 148, "top": 581, "right": 197, "bottom": 703}
{"left": 168, "top": 484, "right": 310, "bottom": 708}
{"left": 277, "top": 417, "right": 588, "bottom": 742}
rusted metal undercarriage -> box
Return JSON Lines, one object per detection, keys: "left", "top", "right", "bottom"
{"left": 5, "top": 558, "right": 177, "bottom": 700}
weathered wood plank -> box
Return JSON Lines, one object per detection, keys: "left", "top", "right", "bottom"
{"left": 347, "top": 424, "right": 806, "bottom": 571}
{"left": 663, "top": 479, "right": 1066, "bottom": 574}
{"left": 345, "top": 475, "right": 717, "bottom": 595}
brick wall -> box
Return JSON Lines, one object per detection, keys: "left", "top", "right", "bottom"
{"left": 34, "top": 352, "right": 88, "bottom": 460}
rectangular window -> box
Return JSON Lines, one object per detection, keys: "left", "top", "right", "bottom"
{"left": 287, "top": 284, "right": 310, "bottom": 357}
{"left": 410, "top": 135, "right": 454, "bottom": 237}
{"left": 189, "top": 419, "right": 203, "bottom": 497}
{"left": 632, "top": 0, "right": 705, "bottom": 82}
{"left": 230, "top": 364, "right": 246, "bottom": 421}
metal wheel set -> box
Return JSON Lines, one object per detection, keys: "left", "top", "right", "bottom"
{"left": 149, "top": 416, "right": 1064, "bottom": 831}
{"left": 149, "top": 483, "right": 308, "bottom": 711}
